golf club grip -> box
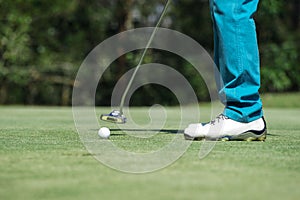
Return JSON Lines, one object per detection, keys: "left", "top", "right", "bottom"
{"left": 119, "top": 0, "right": 171, "bottom": 113}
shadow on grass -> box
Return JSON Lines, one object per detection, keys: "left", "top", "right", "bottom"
{"left": 110, "top": 129, "right": 184, "bottom": 134}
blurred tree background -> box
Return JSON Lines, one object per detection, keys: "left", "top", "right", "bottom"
{"left": 0, "top": 0, "right": 299, "bottom": 106}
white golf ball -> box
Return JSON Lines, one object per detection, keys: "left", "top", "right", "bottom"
{"left": 98, "top": 127, "right": 110, "bottom": 139}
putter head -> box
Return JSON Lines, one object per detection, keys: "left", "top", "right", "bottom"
{"left": 100, "top": 110, "right": 127, "bottom": 124}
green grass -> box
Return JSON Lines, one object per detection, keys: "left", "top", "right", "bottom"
{"left": 261, "top": 92, "right": 300, "bottom": 108}
{"left": 0, "top": 101, "right": 300, "bottom": 200}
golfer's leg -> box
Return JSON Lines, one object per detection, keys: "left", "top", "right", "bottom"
{"left": 211, "top": 0, "right": 263, "bottom": 123}
{"left": 210, "top": 0, "right": 223, "bottom": 93}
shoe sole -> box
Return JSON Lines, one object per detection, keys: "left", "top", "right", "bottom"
{"left": 184, "top": 129, "right": 267, "bottom": 142}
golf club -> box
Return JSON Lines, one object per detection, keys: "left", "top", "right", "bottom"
{"left": 100, "top": 0, "right": 171, "bottom": 123}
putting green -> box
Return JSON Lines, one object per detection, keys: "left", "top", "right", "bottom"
{"left": 0, "top": 105, "right": 299, "bottom": 200}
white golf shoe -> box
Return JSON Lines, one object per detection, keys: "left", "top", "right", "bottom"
{"left": 184, "top": 114, "right": 267, "bottom": 141}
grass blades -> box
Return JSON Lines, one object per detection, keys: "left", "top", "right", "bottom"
{"left": 0, "top": 105, "right": 299, "bottom": 200}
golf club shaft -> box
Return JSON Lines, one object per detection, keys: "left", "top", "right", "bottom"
{"left": 119, "top": 0, "right": 171, "bottom": 113}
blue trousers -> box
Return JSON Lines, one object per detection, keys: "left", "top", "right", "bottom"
{"left": 210, "top": 0, "right": 263, "bottom": 122}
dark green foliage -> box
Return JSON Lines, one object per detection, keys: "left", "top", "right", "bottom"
{"left": 0, "top": 0, "right": 299, "bottom": 105}
{"left": 256, "top": 0, "right": 300, "bottom": 91}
